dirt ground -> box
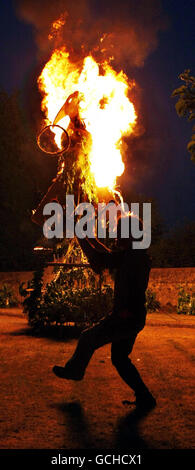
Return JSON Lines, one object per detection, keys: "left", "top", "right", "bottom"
{"left": 0, "top": 308, "right": 194, "bottom": 450}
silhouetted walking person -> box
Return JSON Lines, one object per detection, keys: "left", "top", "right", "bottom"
{"left": 53, "top": 214, "right": 156, "bottom": 410}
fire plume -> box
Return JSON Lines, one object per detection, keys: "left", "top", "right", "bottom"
{"left": 38, "top": 46, "right": 137, "bottom": 192}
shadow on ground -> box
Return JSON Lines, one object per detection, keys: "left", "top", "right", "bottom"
{"left": 6, "top": 325, "right": 82, "bottom": 342}
{"left": 115, "top": 406, "right": 151, "bottom": 449}
{"left": 55, "top": 401, "right": 151, "bottom": 449}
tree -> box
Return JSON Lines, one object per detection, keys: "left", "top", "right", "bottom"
{"left": 172, "top": 70, "right": 195, "bottom": 162}
{"left": 0, "top": 90, "right": 55, "bottom": 270}
{"left": 150, "top": 221, "right": 195, "bottom": 268}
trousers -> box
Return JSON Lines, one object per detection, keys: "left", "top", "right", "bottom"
{"left": 65, "top": 313, "right": 149, "bottom": 396}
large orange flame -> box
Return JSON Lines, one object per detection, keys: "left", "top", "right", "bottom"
{"left": 38, "top": 47, "right": 137, "bottom": 191}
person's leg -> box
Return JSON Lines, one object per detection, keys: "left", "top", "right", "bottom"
{"left": 111, "top": 336, "right": 156, "bottom": 408}
{"left": 53, "top": 313, "right": 120, "bottom": 379}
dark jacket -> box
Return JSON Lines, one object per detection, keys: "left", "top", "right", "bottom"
{"left": 78, "top": 237, "right": 151, "bottom": 328}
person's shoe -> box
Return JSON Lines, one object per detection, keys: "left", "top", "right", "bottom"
{"left": 135, "top": 392, "right": 156, "bottom": 411}
{"left": 52, "top": 365, "right": 84, "bottom": 381}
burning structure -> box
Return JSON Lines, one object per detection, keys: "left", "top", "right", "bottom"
{"left": 31, "top": 29, "right": 140, "bottom": 265}
{"left": 16, "top": 0, "right": 167, "bottom": 218}
{"left": 16, "top": 0, "right": 166, "bottom": 236}
{"left": 28, "top": 18, "right": 138, "bottom": 325}
{"left": 17, "top": 0, "right": 166, "bottom": 329}
{"left": 33, "top": 49, "right": 137, "bottom": 223}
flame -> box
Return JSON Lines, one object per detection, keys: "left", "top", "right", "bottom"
{"left": 48, "top": 14, "right": 66, "bottom": 41}
{"left": 38, "top": 47, "right": 137, "bottom": 191}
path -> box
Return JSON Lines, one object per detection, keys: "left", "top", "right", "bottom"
{"left": 0, "top": 310, "right": 194, "bottom": 449}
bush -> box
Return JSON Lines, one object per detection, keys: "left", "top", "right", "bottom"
{"left": 38, "top": 284, "right": 114, "bottom": 328}
{"left": 20, "top": 263, "right": 162, "bottom": 332}
{"left": 146, "top": 288, "right": 161, "bottom": 312}
{"left": 0, "top": 284, "right": 18, "bottom": 307}
{"left": 177, "top": 287, "right": 195, "bottom": 315}
{"left": 20, "top": 264, "right": 114, "bottom": 331}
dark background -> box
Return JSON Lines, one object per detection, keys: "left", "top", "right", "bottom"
{"left": 0, "top": 0, "right": 194, "bottom": 269}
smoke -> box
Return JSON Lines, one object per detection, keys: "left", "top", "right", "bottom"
{"left": 14, "top": 0, "right": 167, "bottom": 67}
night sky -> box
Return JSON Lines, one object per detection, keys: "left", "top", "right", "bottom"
{"left": 1, "top": 0, "right": 194, "bottom": 227}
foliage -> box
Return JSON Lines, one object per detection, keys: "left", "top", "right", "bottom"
{"left": 0, "top": 90, "right": 55, "bottom": 270}
{"left": 21, "top": 262, "right": 163, "bottom": 334}
{"left": 177, "top": 286, "right": 195, "bottom": 315}
{"left": 0, "top": 284, "right": 18, "bottom": 307}
{"left": 19, "top": 264, "right": 45, "bottom": 327}
{"left": 149, "top": 221, "right": 195, "bottom": 268}
{"left": 20, "top": 260, "right": 114, "bottom": 330}
{"left": 172, "top": 70, "right": 195, "bottom": 162}
{"left": 38, "top": 284, "right": 113, "bottom": 327}
{"left": 145, "top": 288, "right": 161, "bottom": 312}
